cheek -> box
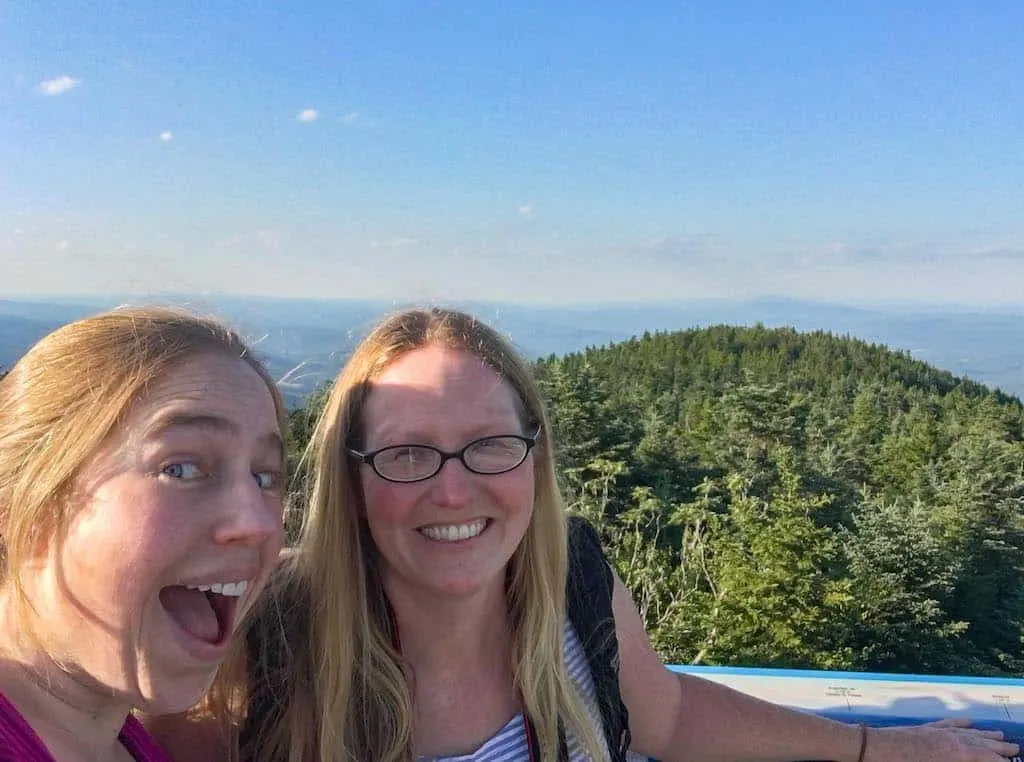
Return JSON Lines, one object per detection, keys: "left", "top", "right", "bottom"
{"left": 62, "top": 490, "right": 177, "bottom": 602}
{"left": 66, "top": 532, "right": 143, "bottom": 601}
{"left": 501, "top": 463, "right": 536, "bottom": 511}
{"left": 360, "top": 479, "right": 411, "bottom": 531}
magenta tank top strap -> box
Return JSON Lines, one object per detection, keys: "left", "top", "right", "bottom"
{"left": 120, "top": 715, "right": 174, "bottom": 762}
{"left": 0, "top": 692, "right": 172, "bottom": 762}
{"left": 0, "top": 691, "right": 57, "bottom": 761}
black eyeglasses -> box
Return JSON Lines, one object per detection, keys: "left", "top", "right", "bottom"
{"left": 348, "top": 428, "right": 541, "bottom": 484}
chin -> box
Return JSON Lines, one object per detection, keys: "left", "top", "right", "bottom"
{"left": 136, "top": 675, "right": 218, "bottom": 717}
{"left": 431, "top": 572, "right": 505, "bottom": 599}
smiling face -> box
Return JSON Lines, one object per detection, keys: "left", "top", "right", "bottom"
{"left": 23, "top": 351, "right": 285, "bottom": 713}
{"left": 358, "top": 344, "right": 535, "bottom": 601}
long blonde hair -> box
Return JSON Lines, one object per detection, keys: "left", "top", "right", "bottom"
{"left": 0, "top": 305, "right": 286, "bottom": 650}
{"left": 245, "top": 307, "right": 607, "bottom": 762}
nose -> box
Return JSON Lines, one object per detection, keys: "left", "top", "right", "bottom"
{"left": 431, "top": 457, "right": 472, "bottom": 508}
{"left": 212, "top": 471, "right": 285, "bottom": 548}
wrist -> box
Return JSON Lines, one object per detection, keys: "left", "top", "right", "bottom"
{"left": 853, "top": 723, "right": 868, "bottom": 762}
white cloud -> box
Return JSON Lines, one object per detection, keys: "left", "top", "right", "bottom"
{"left": 159, "top": 131, "right": 173, "bottom": 142}
{"left": 369, "top": 237, "right": 419, "bottom": 249}
{"left": 814, "top": 234, "right": 1024, "bottom": 267}
{"left": 341, "top": 111, "right": 360, "bottom": 124}
{"left": 297, "top": 109, "right": 318, "bottom": 122}
{"left": 55, "top": 240, "right": 69, "bottom": 251}
{"left": 518, "top": 204, "right": 534, "bottom": 218}
{"left": 39, "top": 75, "right": 79, "bottom": 96}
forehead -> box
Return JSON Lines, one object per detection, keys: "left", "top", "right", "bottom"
{"left": 363, "top": 345, "right": 521, "bottom": 430}
{"left": 124, "top": 352, "right": 279, "bottom": 439}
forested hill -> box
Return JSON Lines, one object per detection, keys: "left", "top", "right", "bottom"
{"left": 532, "top": 325, "right": 1024, "bottom": 676}
{"left": 542, "top": 323, "right": 1014, "bottom": 405}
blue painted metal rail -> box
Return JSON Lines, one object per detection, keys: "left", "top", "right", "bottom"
{"left": 669, "top": 665, "right": 1024, "bottom": 757}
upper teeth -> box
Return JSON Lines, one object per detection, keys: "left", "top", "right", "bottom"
{"left": 420, "top": 520, "right": 487, "bottom": 542}
{"left": 185, "top": 580, "right": 249, "bottom": 596}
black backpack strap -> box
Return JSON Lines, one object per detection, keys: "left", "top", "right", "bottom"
{"left": 566, "top": 515, "right": 632, "bottom": 762}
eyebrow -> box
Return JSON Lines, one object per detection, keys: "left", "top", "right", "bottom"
{"left": 144, "top": 412, "right": 285, "bottom": 462}
{"left": 372, "top": 421, "right": 524, "bottom": 445}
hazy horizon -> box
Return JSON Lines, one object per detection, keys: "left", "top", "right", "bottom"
{"left": 4, "top": 293, "right": 1023, "bottom": 403}
{"left": 2, "top": 290, "right": 1023, "bottom": 315}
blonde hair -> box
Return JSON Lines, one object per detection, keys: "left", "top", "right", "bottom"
{"left": 244, "top": 307, "right": 607, "bottom": 762}
{"left": 0, "top": 305, "right": 287, "bottom": 648}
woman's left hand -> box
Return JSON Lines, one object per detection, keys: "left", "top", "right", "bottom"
{"left": 866, "top": 718, "right": 1020, "bottom": 761}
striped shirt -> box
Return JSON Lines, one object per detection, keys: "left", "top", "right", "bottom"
{"left": 419, "top": 620, "right": 645, "bottom": 762}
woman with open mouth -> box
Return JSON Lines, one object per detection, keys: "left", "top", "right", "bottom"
{"left": 0, "top": 306, "right": 287, "bottom": 762}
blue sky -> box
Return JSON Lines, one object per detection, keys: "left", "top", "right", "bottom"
{"left": 3, "top": 2, "right": 1024, "bottom": 305}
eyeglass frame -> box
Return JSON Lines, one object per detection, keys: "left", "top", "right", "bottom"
{"left": 347, "top": 426, "right": 543, "bottom": 484}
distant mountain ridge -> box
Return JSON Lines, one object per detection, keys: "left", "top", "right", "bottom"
{"left": 1, "top": 295, "right": 1022, "bottom": 405}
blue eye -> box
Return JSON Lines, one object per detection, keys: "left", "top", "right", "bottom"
{"left": 253, "top": 470, "right": 280, "bottom": 490}
{"left": 161, "top": 462, "right": 204, "bottom": 480}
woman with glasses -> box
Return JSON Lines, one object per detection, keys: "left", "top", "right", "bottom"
{"left": 161, "top": 306, "right": 1017, "bottom": 762}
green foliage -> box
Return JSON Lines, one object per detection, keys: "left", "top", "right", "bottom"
{"left": 685, "top": 450, "right": 854, "bottom": 669}
{"left": 282, "top": 380, "right": 332, "bottom": 541}
{"left": 285, "top": 380, "right": 332, "bottom": 478}
{"left": 535, "top": 325, "right": 1024, "bottom": 675}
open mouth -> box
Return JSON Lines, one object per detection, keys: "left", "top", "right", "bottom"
{"left": 159, "top": 585, "right": 242, "bottom": 646}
